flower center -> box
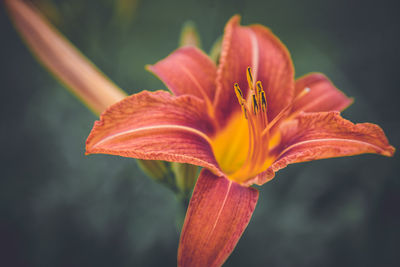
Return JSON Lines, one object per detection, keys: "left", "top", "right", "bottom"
{"left": 212, "top": 67, "right": 310, "bottom": 185}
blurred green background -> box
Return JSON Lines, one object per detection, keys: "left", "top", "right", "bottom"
{"left": 1, "top": 0, "right": 399, "bottom": 266}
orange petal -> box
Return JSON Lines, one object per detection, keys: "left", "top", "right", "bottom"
{"left": 292, "top": 73, "right": 353, "bottom": 113}
{"left": 4, "top": 0, "right": 126, "bottom": 115}
{"left": 178, "top": 169, "right": 258, "bottom": 267}
{"left": 242, "top": 168, "right": 275, "bottom": 186}
{"left": 214, "top": 15, "right": 295, "bottom": 126}
{"left": 147, "top": 46, "right": 216, "bottom": 109}
{"left": 86, "top": 91, "right": 222, "bottom": 175}
{"left": 272, "top": 112, "right": 395, "bottom": 172}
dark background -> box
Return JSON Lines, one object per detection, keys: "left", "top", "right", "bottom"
{"left": 1, "top": 0, "right": 399, "bottom": 266}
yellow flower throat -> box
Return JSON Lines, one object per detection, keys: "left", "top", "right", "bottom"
{"left": 212, "top": 68, "right": 309, "bottom": 185}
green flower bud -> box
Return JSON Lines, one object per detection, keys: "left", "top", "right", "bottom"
{"left": 171, "top": 162, "right": 199, "bottom": 195}
{"left": 209, "top": 36, "right": 222, "bottom": 64}
{"left": 136, "top": 159, "right": 170, "bottom": 182}
{"left": 179, "top": 21, "right": 201, "bottom": 48}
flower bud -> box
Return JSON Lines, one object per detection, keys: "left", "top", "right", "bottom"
{"left": 136, "top": 159, "right": 170, "bottom": 182}
{"left": 209, "top": 36, "right": 222, "bottom": 64}
{"left": 171, "top": 162, "right": 199, "bottom": 195}
{"left": 179, "top": 21, "right": 201, "bottom": 48}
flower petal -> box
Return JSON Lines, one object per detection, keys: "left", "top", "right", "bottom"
{"left": 178, "top": 169, "right": 258, "bottom": 267}
{"left": 147, "top": 46, "right": 217, "bottom": 110}
{"left": 292, "top": 73, "right": 353, "bottom": 113}
{"left": 4, "top": 0, "right": 126, "bottom": 115}
{"left": 86, "top": 91, "right": 222, "bottom": 175}
{"left": 272, "top": 112, "right": 395, "bottom": 172}
{"left": 242, "top": 168, "right": 275, "bottom": 186}
{"left": 214, "top": 15, "right": 295, "bottom": 126}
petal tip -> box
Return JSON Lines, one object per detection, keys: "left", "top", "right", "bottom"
{"left": 383, "top": 145, "right": 396, "bottom": 157}
{"left": 294, "top": 72, "right": 355, "bottom": 113}
{"left": 144, "top": 64, "right": 153, "bottom": 72}
{"left": 226, "top": 14, "right": 241, "bottom": 28}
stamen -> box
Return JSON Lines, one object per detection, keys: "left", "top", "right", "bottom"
{"left": 242, "top": 106, "right": 248, "bottom": 119}
{"left": 256, "top": 81, "right": 267, "bottom": 112}
{"left": 252, "top": 94, "right": 259, "bottom": 114}
{"left": 230, "top": 68, "right": 277, "bottom": 183}
{"left": 233, "top": 74, "right": 260, "bottom": 171}
{"left": 256, "top": 81, "right": 262, "bottom": 93}
{"left": 246, "top": 67, "right": 254, "bottom": 91}
{"left": 234, "top": 83, "right": 244, "bottom": 104}
{"left": 234, "top": 83, "right": 248, "bottom": 119}
{"left": 260, "top": 92, "right": 267, "bottom": 112}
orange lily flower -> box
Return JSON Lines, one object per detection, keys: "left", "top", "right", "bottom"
{"left": 4, "top": 0, "right": 396, "bottom": 265}
{"left": 85, "top": 16, "right": 394, "bottom": 267}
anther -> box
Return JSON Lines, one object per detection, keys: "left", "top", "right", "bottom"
{"left": 247, "top": 67, "right": 254, "bottom": 91}
{"left": 234, "top": 83, "right": 248, "bottom": 120}
{"left": 260, "top": 91, "right": 267, "bottom": 112}
{"left": 234, "top": 83, "right": 244, "bottom": 104}
{"left": 256, "top": 81, "right": 267, "bottom": 112}
{"left": 256, "top": 81, "right": 263, "bottom": 93}
{"left": 252, "top": 94, "right": 259, "bottom": 114}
